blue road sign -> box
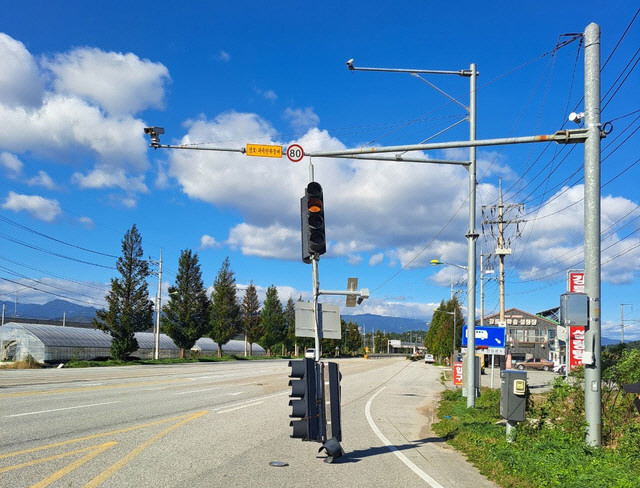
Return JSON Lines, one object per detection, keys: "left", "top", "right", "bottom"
{"left": 462, "top": 326, "right": 506, "bottom": 348}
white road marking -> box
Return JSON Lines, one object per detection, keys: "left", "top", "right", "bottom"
{"left": 365, "top": 387, "right": 444, "bottom": 488}
{"left": 6, "top": 401, "right": 122, "bottom": 418}
{"left": 216, "top": 401, "right": 263, "bottom": 414}
{"left": 175, "top": 387, "right": 220, "bottom": 395}
{"left": 227, "top": 392, "right": 243, "bottom": 396}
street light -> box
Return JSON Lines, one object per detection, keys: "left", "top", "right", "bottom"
{"left": 430, "top": 259, "right": 468, "bottom": 271}
{"left": 431, "top": 259, "right": 468, "bottom": 300}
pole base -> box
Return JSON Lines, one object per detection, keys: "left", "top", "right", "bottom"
{"left": 318, "top": 437, "right": 344, "bottom": 463}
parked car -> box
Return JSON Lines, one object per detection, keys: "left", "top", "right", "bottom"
{"left": 553, "top": 363, "right": 566, "bottom": 374}
{"left": 517, "top": 358, "right": 554, "bottom": 371}
{"left": 424, "top": 354, "right": 435, "bottom": 363}
{"left": 305, "top": 348, "right": 316, "bottom": 359}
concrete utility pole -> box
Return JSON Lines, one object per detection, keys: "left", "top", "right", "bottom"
{"left": 620, "top": 304, "right": 632, "bottom": 344}
{"left": 482, "top": 179, "right": 524, "bottom": 367}
{"left": 150, "top": 249, "right": 163, "bottom": 360}
{"left": 583, "top": 22, "right": 602, "bottom": 448}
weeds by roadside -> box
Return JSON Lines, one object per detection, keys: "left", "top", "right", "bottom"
{"left": 432, "top": 349, "right": 640, "bottom": 488}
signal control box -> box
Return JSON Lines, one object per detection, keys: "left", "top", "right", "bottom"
{"left": 500, "top": 370, "right": 527, "bottom": 422}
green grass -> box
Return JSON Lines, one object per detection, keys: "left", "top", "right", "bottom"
{"left": 63, "top": 354, "right": 288, "bottom": 368}
{"left": 432, "top": 388, "right": 640, "bottom": 488}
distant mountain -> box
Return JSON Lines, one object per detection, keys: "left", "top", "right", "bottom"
{"left": 1, "top": 299, "right": 98, "bottom": 323}
{"left": 342, "top": 313, "right": 429, "bottom": 334}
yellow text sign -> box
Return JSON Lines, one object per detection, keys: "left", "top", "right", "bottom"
{"left": 246, "top": 144, "right": 283, "bottom": 158}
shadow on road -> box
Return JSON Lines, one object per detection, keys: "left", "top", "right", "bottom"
{"left": 328, "top": 436, "right": 446, "bottom": 464}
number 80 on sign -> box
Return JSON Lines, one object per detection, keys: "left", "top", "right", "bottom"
{"left": 287, "top": 144, "right": 304, "bottom": 163}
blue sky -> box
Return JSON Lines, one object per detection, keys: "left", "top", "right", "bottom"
{"left": 1, "top": 2, "right": 638, "bottom": 341}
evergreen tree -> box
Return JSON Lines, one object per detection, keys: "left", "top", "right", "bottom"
{"left": 284, "top": 296, "right": 296, "bottom": 355}
{"left": 259, "top": 285, "right": 285, "bottom": 356}
{"left": 94, "top": 224, "right": 153, "bottom": 360}
{"left": 425, "top": 297, "right": 464, "bottom": 362}
{"left": 241, "top": 281, "right": 262, "bottom": 356}
{"left": 161, "top": 249, "right": 210, "bottom": 358}
{"left": 209, "top": 257, "right": 241, "bottom": 357}
{"left": 345, "top": 320, "right": 362, "bottom": 355}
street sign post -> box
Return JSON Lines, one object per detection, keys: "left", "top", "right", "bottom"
{"left": 462, "top": 326, "right": 506, "bottom": 355}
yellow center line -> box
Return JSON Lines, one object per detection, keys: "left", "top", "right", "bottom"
{"left": 0, "top": 378, "right": 188, "bottom": 399}
{"left": 0, "top": 442, "right": 116, "bottom": 475}
{"left": 0, "top": 411, "right": 202, "bottom": 460}
{"left": 29, "top": 442, "right": 117, "bottom": 488}
{"left": 83, "top": 411, "right": 209, "bottom": 488}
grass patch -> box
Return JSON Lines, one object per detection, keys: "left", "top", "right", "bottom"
{"left": 0, "top": 355, "right": 44, "bottom": 369}
{"left": 63, "top": 354, "right": 289, "bottom": 368}
{"left": 432, "top": 387, "right": 640, "bottom": 488}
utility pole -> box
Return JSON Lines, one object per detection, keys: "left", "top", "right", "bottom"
{"left": 482, "top": 179, "right": 524, "bottom": 366}
{"left": 583, "top": 22, "right": 602, "bottom": 447}
{"left": 620, "top": 304, "right": 632, "bottom": 344}
{"left": 149, "top": 249, "right": 163, "bottom": 360}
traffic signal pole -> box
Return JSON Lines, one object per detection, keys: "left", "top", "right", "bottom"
{"left": 466, "top": 63, "right": 478, "bottom": 406}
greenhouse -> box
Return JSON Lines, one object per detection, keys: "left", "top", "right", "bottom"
{"left": 0, "top": 322, "right": 264, "bottom": 363}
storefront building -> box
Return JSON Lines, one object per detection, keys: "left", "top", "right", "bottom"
{"left": 482, "top": 308, "right": 561, "bottom": 365}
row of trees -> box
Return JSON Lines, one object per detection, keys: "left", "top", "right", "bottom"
{"left": 424, "top": 297, "right": 464, "bottom": 361}
{"left": 94, "top": 225, "right": 366, "bottom": 360}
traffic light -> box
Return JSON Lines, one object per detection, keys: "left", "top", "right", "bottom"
{"left": 326, "top": 362, "right": 342, "bottom": 442}
{"left": 301, "top": 182, "right": 326, "bottom": 264}
{"left": 288, "top": 358, "right": 319, "bottom": 440}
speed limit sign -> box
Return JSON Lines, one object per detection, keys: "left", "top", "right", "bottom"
{"left": 286, "top": 144, "right": 304, "bottom": 163}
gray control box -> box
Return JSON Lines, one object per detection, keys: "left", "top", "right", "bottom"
{"left": 500, "top": 370, "right": 527, "bottom": 422}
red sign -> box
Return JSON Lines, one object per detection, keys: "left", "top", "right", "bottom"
{"left": 568, "top": 271, "right": 585, "bottom": 293}
{"left": 569, "top": 326, "right": 585, "bottom": 371}
{"left": 453, "top": 362, "right": 464, "bottom": 386}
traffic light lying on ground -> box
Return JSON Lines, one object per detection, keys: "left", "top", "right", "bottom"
{"left": 288, "top": 358, "right": 319, "bottom": 440}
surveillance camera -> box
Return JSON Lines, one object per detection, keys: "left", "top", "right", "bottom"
{"left": 143, "top": 126, "right": 164, "bottom": 146}
{"left": 568, "top": 112, "right": 584, "bottom": 125}
{"left": 346, "top": 58, "right": 354, "bottom": 70}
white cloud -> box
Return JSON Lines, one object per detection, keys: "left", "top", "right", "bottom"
{"left": 262, "top": 90, "right": 277, "bottom": 101}
{"left": 2, "top": 191, "right": 61, "bottom": 222}
{"left": 227, "top": 222, "right": 298, "bottom": 259}
{"left": 283, "top": 107, "right": 320, "bottom": 131}
{"left": 79, "top": 216, "right": 95, "bottom": 228}
{"left": 0, "top": 33, "right": 169, "bottom": 193}
{"left": 254, "top": 87, "right": 277, "bottom": 101}
{"left": 508, "top": 185, "right": 640, "bottom": 285}
{"left": 200, "top": 234, "right": 220, "bottom": 249}
{"left": 71, "top": 168, "right": 148, "bottom": 193}
{"left": 0, "top": 152, "right": 23, "bottom": 175}
{"left": 27, "top": 170, "right": 57, "bottom": 190}
{"left": 167, "top": 112, "right": 477, "bottom": 262}
{"left": 219, "top": 51, "right": 231, "bottom": 62}
{"left": 369, "top": 253, "right": 384, "bottom": 266}
{"left": 0, "top": 33, "right": 44, "bottom": 108}
{"left": 42, "top": 47, "right": 170, "bottom": 116}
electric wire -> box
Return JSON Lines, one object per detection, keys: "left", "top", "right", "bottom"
{"left": 0, "top": 214, "right": 118, "bottom": 259}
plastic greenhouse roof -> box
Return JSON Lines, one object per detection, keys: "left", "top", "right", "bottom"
{"left": 1, "top": 323, "right": 262, "bottom": 353}
{"left": 3, "top": 323, "right": 114, "bottom": 348}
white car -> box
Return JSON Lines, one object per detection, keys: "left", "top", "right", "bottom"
{"left": 424, "top": 354, "right": 435, "bottom": 363}
{"left": 305, "top": 348, "right": 316, "bottom": 359}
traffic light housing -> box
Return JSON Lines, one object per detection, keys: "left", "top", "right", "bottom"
{"left": 301, "top": 182, "right": 326, "bottom": 264}
{"left": 288, "top": 358, "right": 319, "bottom": 440}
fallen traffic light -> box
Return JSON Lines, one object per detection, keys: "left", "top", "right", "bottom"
{"left": 288, "top": 358, "right": 319, "bottom": 440}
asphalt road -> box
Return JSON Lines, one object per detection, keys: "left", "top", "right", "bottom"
{"left": 1, "top": 358, "right": 498, "bottom": 487}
